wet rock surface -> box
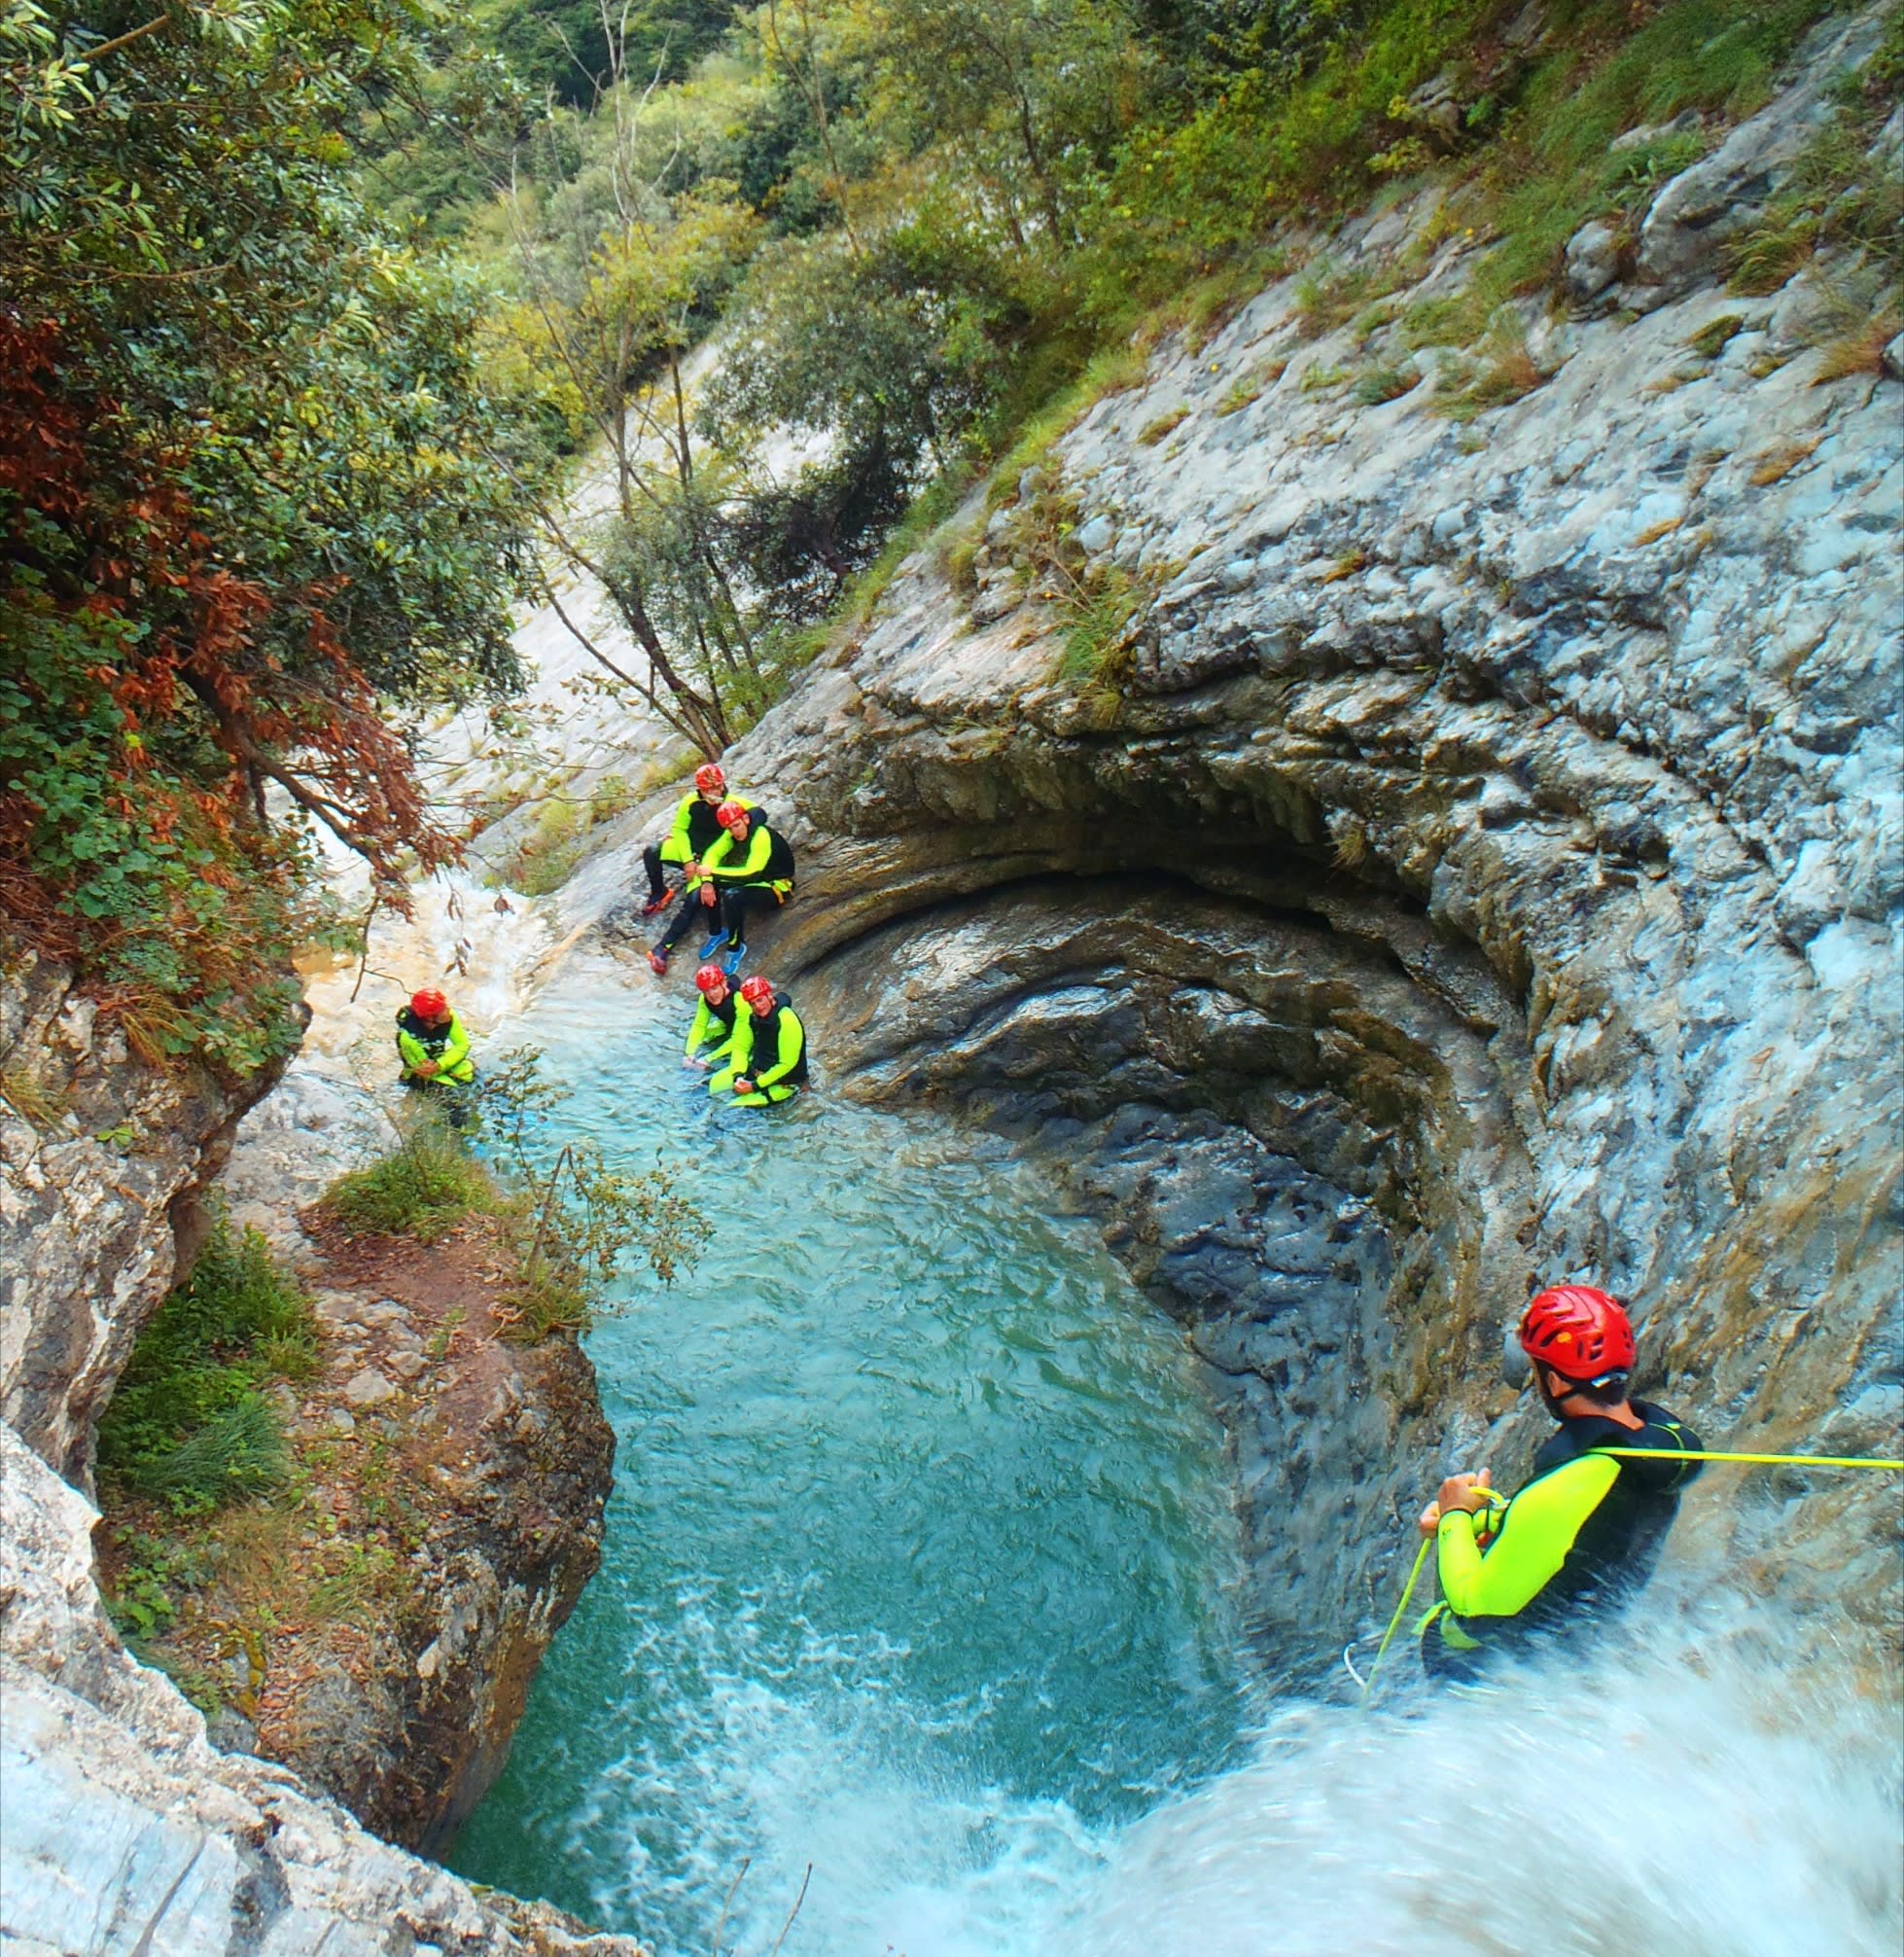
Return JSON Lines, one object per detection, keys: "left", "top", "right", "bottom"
{"left": 1, "top": 1425, "right": 647, "bottom": 1956}
{"left": 577, "top": 17, "right": 1901, "bottom": 1653}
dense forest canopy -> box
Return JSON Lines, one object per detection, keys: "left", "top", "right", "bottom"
{"left": 3, "top": 0, "right": 1894, "bottom": 1068}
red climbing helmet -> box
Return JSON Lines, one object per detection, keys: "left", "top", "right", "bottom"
{"left": 716, "top": 800, "right": 751, "bottom": 832}
{"left": 1519, "top": 1286, "right": 1636, "bottom": 1384}
{"left": 739, "top": 976, "right": 775, "bottom": 1011}
{"left": 694, "top": 763, "right": 726, "bottom": 796}
{"left": 693, "top": 964, "right": 728, "bottom": 996}
{"left": 409, "top": 988, "right": 448, "bottom": 1020}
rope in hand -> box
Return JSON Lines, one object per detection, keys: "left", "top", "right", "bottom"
{"left": 1352, "top": 1449, "right": 1899, "bottom": 1700}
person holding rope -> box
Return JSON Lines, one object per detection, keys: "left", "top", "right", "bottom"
{"left": 1415, "top": 1285, "right": 1702, "bottom": 1682}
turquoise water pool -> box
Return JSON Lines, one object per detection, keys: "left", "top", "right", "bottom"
{"left": 446, "top": 965, "right": 1256, "bottom": 1953}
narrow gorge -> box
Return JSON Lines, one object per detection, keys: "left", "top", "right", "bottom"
{"left": 2, "top": 6, "right": 1899, "bottom": 1953}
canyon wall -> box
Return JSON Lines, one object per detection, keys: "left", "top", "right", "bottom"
{"left": 571, "top": 8, "right": 1901, "bottom": 1658}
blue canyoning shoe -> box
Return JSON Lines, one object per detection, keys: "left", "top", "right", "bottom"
{"left": 721, "top": 943, "right": 748, "bottom": 978}
{"left": 699, "top": 932, "right": 726, "bottom": 960}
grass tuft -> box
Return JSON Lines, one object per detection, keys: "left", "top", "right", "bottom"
{"left": 1684, "top": 313, "right": 1748, "bottom": 359}
{"left": 1354, "top": 363, "right": 1420, "bottom": 405}
{"left": 97, "top": 1216, "right": 317, "bottom": 1516}
{"left": 319, "top": 1117, "right": 501, "bottom": 1242}
{"left": 1137, "top": 405, "right": 1191, "bottom": 445}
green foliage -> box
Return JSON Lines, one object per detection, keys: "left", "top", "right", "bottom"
{"left": 97, "top": 1216, "right": 317, "bottom": 1516}
{"left": 496, "top": 796, "right": 590, "bottom": 896}
{"left": 1354, "top": 363, "right": 1419, "bottom": 405}
{"left": 102, "top": 1530, "right": 215, "bottom": 1641}
{"left": 2, "top": 0, "right": 541, "bottom": 1067}
{"left": 472, "top": 1047, "right": 705, "bottom": 1339}
{"left": 1726, "top": 87, "right": 1904, "bottom": 296}
{"left": 1685, "top": 313, "right": 1749, "bottom": 359}
{"left": 320, "top": 1116, "right": 502, "bottom": 1241}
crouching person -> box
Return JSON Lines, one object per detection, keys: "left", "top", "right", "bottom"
{"left": 707, "top": 976, "right": 808, "bottom": 1107}
{"left": 684, "top": 963, "right": 740, "bottom": 1070}
{"left": 396, "top": 987, "right": 476, "bottom": 1127}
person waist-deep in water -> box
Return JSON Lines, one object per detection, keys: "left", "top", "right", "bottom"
{"left": 707, "top": 975, "right": 808, "bottom": 1107}
{"left": 395, "top": 987, "right": 476, "bottom": 1125}
{"left": 1417, "top": 1285, "right": 1702, "bottom": 1680}
{"left": 640, "top": 762, "right": 757, "bottom": 919}
{"left": 683, "top": 963, "right": 741, "bottom": 1070}
{"left": 650, "top": 800, "right": 794, "bottom": 978}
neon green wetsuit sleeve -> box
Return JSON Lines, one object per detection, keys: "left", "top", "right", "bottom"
{"left": 435, "top": 1014, "right": 475, "bottom": 1084}
{"left": 1435, "top": 1454, "right": 1622, "bottom": 1619}
{"left": 702, "top": 824, "right": 771, "bottom": 881}
{"left": 717, "top": 1014, "right": 756, "bottom": 1086}
{"left": 685, "top": 1000, "right": 734, "bottom": 1063}
{"left": 753, "top": 1008, "right": 805, "bottom": 1088}
{"left": 660, "top": 792, "right": 697, "bottom": 866}
{"left": 397, "top": 1026, "right": 429, "bottom": 1075}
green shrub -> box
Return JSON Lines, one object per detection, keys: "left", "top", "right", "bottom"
{"left": 319, "top": 1118, "right": 501, "bottom": 1242}
{"left": 97, "top": 1217, "right": 317, "bottom": 1516}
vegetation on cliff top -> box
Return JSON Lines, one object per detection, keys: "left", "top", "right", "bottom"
{"left": 2, "top": 0, "right": 537, "bottom": 1071}
{"left": 5, "top": 0, "right": 1887, "bottom": 1059}
{"left": 320, "top": 1050, "right": 706, "bottom": 1338}
{"left": 97, "top": 1212, "right": 318, "bottom": 1518}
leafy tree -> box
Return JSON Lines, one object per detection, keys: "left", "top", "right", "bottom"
{"left": 1, "top": 0, "right": 537, "bottom": 1067}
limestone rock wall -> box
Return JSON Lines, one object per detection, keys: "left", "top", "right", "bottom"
{"left": 0, "top": 1425, "right": 646, "bottom": 1956}
{"left": 576, "top": 12, "right": 1901, "bottom": 1655}
{"left": 0, "top": 970, "right": 630, "bottom": 1945}
{"left": 0, "top": 949, "right": 298, "bottom": 1483}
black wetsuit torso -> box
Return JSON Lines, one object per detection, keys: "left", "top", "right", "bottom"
{"left": 1522, "top": 1399, "right": 1704, "bottom": 1627}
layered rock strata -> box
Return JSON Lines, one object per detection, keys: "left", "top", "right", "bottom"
{"left": 575, "top": 14, "right": 1901, "bottom": 1656}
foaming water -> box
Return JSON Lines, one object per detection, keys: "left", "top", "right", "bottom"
{"left": 449, "top": 961, "right": 1901, "bottom": 1955}
{"left": 1082, "top": 1620, "right": 1901, "bottom": 1957}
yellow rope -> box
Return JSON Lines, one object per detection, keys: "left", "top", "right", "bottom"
{"left": 1595, "top": 1448, "right": 1902, "bottom": 1472}
{"left": 1358, "top": 1535, "right": 1431, "bottom": 1696}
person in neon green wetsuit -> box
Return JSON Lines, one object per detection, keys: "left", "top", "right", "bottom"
{"left": 684, "top": 963, "right": 741, "bottom": 1069}
{"left": 647, "top": 778, "right": 761, "bottom": 975}
{"left": 640, "top": 763, "right": 757, "bottom": 914}
{"left": 706, "top": 975, "right": 808, "bottom": 1107}
{"left": 1417, "top": 1285, "right": 1701, "bottom": 1681}
{"left": 395, "top": 987, "right": 476, "bottom": 1126}
{"left": 694, "top": 801, "right": 795, "bottom": 968}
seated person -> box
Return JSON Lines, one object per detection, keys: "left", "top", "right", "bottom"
{"left": 706, "top": 975, "right": 808, "bottom": 1107}
{"left": 640, "top": 762, "right": 753, "bottom": 918}
{"left": 684, "top": 963, "right": 740, "bottom": 1069}
{"left": 692, "top": 801, "right": 796, "bottom": 976}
